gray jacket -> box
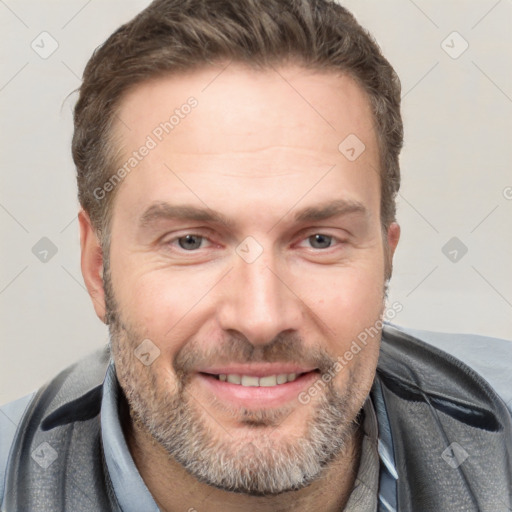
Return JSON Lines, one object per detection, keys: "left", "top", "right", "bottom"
{"left": 1, "top": 323, "right": 511, "bottom": 511}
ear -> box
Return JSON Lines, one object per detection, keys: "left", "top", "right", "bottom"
{"left": 387, "top": 222, "right": 400, "bottom": 258}
{"left": 384, "top": 222, "right": 400, "bottom": 281}
{"left": 78, "top": 210, "right": 106, "bottom": 323}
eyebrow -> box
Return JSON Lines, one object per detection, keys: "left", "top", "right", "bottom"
{"left": 139, "top": 203, "right": 236, "bottom": 229}
{"left": 138, "top": 198, "right": 368, "bottom": 230}
{"left": 293, "top": 199, "right": 368, "bottom": 223}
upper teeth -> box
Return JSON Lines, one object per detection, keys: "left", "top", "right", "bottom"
{"left": 218, "top": 373, "right": 299, "bottom": 387}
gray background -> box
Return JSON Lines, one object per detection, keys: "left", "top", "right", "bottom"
{"left": 1, "top": 0, "right": 511, "bottom": 404}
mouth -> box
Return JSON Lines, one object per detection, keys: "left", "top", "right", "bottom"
{"left": 202, "top": 371, "right": 311, "bottom": 386}
{"left": 196, "top": 368, "right": 321, "bottom": 409}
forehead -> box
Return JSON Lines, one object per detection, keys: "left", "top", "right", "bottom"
{"left": 109, "top": 63, "right": 380, "bottom": 227}
{"left": 114, "top": 63, "right": 377, "bottom": 157}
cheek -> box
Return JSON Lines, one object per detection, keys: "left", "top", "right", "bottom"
{"left": 291, "top": 258, "right": 385, "bottom": 392}
{"left": 112, "top": 263, "right": 219, "bottom": 353}
{"left": 295, "top": 262, "right": 385, "bottom": 338}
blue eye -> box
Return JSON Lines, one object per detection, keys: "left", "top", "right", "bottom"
{"left": 177, "top": 234, "right": 204, "bottom": 250}
{"left": 308, "top": 234, "right": 333, "bottom": 249}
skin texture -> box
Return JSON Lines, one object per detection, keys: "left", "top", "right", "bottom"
{"left": 79, "top": 63, "right": 400, "bottom": 512}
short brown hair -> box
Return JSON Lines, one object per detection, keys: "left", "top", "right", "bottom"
{"left": 72, "top": 0, "right": 403, "bottom": 241}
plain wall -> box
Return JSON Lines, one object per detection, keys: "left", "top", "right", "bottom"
{"left": 1, "top": 0, "right": 511, "bottom": 404}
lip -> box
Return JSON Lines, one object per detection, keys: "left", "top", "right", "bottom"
{"left": 196, "top": 364, "right": 317, "bottom": 377}
{"left": 196, "top": 369, "right": 320, "bottom": 408}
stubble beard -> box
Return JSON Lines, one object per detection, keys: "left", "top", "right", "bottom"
{"left": 104, "top": 265, "right": 382, "bottom": 495}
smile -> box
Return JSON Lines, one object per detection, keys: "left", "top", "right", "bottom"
{"left": 196, "top": 369, "right": 321, "bottom": 408}
{"left": 208, "top": 372, "right": 303, "bottom": 386}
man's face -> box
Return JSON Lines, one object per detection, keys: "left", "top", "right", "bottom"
{"left": 99, "top": 64, "right": 398, "bottom": 494}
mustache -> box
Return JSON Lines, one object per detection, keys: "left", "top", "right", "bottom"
{"left": 172, "top": 331, "right": 336, "bottom": 378}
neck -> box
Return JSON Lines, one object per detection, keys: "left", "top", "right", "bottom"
{"left": 122, "top": 404, "right": 363, "bottom": 512}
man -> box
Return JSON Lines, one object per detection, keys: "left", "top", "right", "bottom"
{"left": 1, "top": 0, "right": 511, "bottom": 511}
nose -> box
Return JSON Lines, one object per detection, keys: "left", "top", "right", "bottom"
{"left": 216, "top": 250, "right": 303, "bottom": 347}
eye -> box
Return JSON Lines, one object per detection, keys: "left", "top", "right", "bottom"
{"left": 176, "top": 234, "right": 205, "bottom": 250}
{"left": 306, "top": 234, "right": 334, "bottom": 249}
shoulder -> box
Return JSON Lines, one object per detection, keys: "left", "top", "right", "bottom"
{"left": 385, "top": 323, "right": 512, "bottom": 415}
{"left": 0, "top": 346, "right": 110, "bottom": 506}
{"left": 0, "top": 392, "right": 36, "bottom": 505}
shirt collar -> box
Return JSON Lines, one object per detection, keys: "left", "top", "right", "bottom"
{"left": 342, "top": 397, "right": 380, "bottom": 511}
{"left": 101, "top": 362, "right": 160, "bottom": 512}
